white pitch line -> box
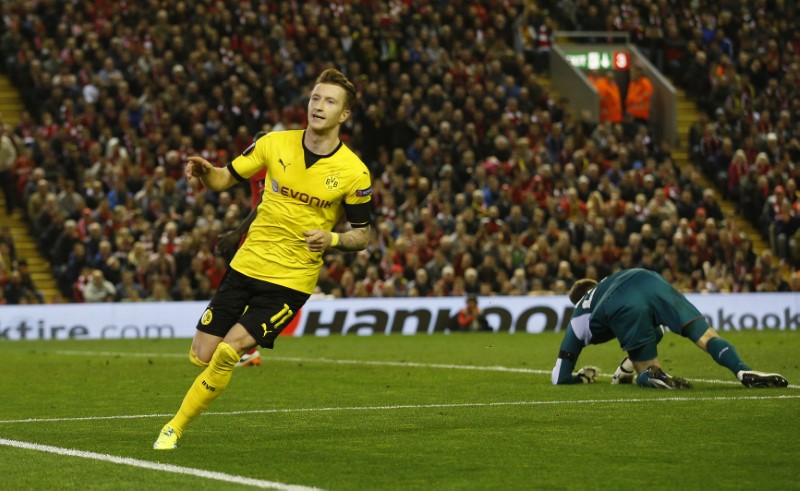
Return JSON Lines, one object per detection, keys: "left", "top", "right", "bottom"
{"left": 0, "top": 437, "right": 321, "bottom": 490}
{"left": 53, "top": 350, "right": 544, "bottom": 373}
{"left": 1, "top": 395, "right": 799, "bottom": 425}
{"left": 274, "top": 355, "right": 550, "bottom": 374}
{"left": 51, "top": 349, "right": 796, "bottom": 389}
{"left": 54, "top": 350, "right": 549, "bottom": 373}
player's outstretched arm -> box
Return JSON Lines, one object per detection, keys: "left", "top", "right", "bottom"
{"left": 185, "top": 155, "right": 238, "bottom": 191}
{"left": 551, "top": 325, "right": 587, "bottom": 385}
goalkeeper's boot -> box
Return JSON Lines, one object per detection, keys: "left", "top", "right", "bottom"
{"left": 611, "top": 357, "right": 635, "bottom": 384}
{"left": 153, "top": 424, "right": 179, "bottom": 450}
{"left": 236, "top": 348, "right": 261, "bottom": 367}
{"left": 737, "top": 370, "right": 788, "bottom": 388}
{"left": 637, "top": 366, "right": 693, "bottom": 389}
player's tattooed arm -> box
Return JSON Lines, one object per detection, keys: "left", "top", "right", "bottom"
{"left": 303, "top": 225, "right": 372, "bottom": 253}
{"left": 332, "top": 226, "right": 371, "bottom": 252}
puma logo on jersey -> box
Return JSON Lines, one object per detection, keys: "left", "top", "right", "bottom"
{"left": 278, "top": 158, "right": 291, "bottom": 172}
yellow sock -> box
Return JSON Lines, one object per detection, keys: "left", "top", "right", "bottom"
{"left": 168, "top": 342, "right": 240, "bottom": 436}
{"left": 188, "top": 346, "right": 209, "bottom": 367}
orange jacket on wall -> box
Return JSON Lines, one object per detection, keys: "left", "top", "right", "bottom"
{"left": 590, "top": 74, "right": 623, "bottom": 123}
{"left": 626, "top": 74, "right": 654, "bottom": 121}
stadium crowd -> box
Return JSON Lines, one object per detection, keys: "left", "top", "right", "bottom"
{"left": 0, "top": 0, "right": 798, "bottom": 305}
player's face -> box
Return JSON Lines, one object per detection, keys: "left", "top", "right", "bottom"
{"left": 307, "top": 83, "right": 351, "bottom": 132}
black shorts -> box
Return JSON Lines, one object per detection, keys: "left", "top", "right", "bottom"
{"left": 196, "top": 268, "right": 310, "bottom": 349}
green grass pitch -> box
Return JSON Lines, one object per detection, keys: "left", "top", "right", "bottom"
{"left": 1, "top": 330, "right": 798, "bottom": 490}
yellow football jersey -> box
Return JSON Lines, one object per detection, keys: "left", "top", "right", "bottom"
{"left": 228, "top": 130, "right": 372, "bottom": 293}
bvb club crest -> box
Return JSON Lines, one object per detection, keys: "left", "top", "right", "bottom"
{"left": 201, "top": 309, "right": 213, "bottom": 325}
{"left": 324, "top": 174, "right": 339, "bottom": 191}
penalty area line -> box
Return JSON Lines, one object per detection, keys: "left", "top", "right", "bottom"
{"left": 0, "top": 437, "right": 322, "bottom": 491}
{"left": 1, "top": 394, "right": 799, "bottom": 425}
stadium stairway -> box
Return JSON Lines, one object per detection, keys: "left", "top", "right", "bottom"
{"left": 672, "top": 88, "right": 772, "bottom": 258}
{"left": 0, "top": 196, "right": 60, "bottom": 302}
{"left": 0, "top": 75, "right": 23, "bottom": 127}
{"left": 0, "top": 75, "right": 60, "bottom": 302}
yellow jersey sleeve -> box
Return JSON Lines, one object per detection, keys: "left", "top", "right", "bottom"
{"left": 229, "top": 135, "right": 270, "bottom": 180}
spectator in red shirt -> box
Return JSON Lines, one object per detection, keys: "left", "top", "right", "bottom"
{"left": 452, "top": 294, "right": 492, "bottom": 332}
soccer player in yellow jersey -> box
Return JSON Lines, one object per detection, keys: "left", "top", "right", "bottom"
{"left": 154, "top": 68, "right": 373, "bottom": 450}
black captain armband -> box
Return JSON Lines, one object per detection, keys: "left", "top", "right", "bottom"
{"left": 558, "top": 350, "right": 578, "bottom": 362}
{"left": 227, "top": 163, "right": 245, "bottom": 182}
{"left": 344, "top": 201, "right": 373, "bottom": 228}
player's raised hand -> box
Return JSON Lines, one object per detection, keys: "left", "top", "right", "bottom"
{"left": 185, "top": 155, "right": 214, "bottom": 179}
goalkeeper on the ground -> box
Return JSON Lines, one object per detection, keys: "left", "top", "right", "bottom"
{"left": 551, "top": 268, "right": 789, "bottom": 389}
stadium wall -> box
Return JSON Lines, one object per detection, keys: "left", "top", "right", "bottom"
{"left": 1, "top": 294, "right": 798, "bottom": 341}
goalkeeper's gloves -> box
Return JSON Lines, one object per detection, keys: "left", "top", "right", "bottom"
{"left": 577, "top": 366, "right": 599, "bottom": 383}
{"left": 611, "top": 357, "right": 635, "bottom": 385}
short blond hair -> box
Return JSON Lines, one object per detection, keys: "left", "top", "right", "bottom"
{"left": 316, "top": 68, "right": 356, "bottom": 110}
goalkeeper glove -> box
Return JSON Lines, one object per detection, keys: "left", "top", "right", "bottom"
{"left": 611, "top": 357, "right": 635, "bottom": 385}
{"left": 577, "top": 366, "right": 599, "bottom": 383}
